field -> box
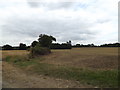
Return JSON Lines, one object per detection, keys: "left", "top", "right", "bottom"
{"left": 2, "top": 48, "right": 118, "bottom": 88}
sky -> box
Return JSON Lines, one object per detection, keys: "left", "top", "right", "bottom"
{"left": 0, "top": 0, "right": 119, "bottom": 46}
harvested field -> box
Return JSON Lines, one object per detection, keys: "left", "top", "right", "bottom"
{"left": 2, "top": 48, "right": 118, "bottom": 70}
{"left": 2, "top": 50, "right": 29, "bottom": 58}
{"left": 42, "top": 48, "right": 118, "bottom": 70}
{"left": 1, "top": 47, "right": 118, "bottom": 88}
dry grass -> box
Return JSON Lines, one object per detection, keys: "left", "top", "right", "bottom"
{"left": 41, "top": 48, "right": 118, "bottom": 70}
{"left": 1, "top": 47, "right": 118, "bottom": 70}
{"left": 1, "top": 50, "right": 29, "bottom": 59}
{"left": 2, "top": 48, "right": 118, "bottom": 87}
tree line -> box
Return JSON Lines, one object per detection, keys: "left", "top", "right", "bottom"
{"left": 72, "top": 43, "right": 120, "bottom": 47}
{"left": 1, "top": 43, "right": 30, "bottom": 50}
{"left": 1, "top": 34, "right": 120, "bottom": 50}
{"left": 1, "top": 34, "right": 72, "bottom": 50}
{"left": 1, "top": 42, "right": 120, "bottom": 50}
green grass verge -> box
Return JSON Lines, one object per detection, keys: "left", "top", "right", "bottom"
{"left": 32, "top": 63, "right": 118, "bottom": 87}
{"left": 4, "top": 55, "right": 43, "bottom": 67}
{"left": 4, "top": 55, "right": 118, "bottom": 87}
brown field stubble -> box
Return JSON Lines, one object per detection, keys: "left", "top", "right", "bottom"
{"left": 1, "top": 47, "right": 118, "bottom": 70}
{"left": 42, "top": 47, "right": 118, "bottom": 70}
{"left": 1, "top": 48, "right": 118, "bottom": 88}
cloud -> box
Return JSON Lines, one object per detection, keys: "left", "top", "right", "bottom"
{"left": 1, "top": 13, "right": 96, "bottom": 44}
{"left": 0, "top": 0, "right": 118, "bottom": 46}
{"left": 27, "top": 1, "right": 79, "bottom": 10}
{"left": 27, "top": 1, "right": 40, "bottom": 7}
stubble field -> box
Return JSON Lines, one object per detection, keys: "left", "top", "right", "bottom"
{"left": 1, "top": 47, "right": 118, "bottom": 88}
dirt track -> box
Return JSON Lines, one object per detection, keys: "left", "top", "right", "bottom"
{"left": 2, "top": 62, "right": 93, "bottom": 88}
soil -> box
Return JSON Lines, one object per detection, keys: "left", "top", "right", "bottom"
{"left": 2, "top": 61, "right": 93, "bottom": 88}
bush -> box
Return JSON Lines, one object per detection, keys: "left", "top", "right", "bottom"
{"left": 30, "top": 44, "right": 51, "bottom": 57}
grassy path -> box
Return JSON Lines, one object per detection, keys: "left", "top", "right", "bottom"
{"left": 2, "top": 62, "right": 93, "bottom": 88}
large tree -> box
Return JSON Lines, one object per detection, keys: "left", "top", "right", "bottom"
{"left": 38, "top": 34, "right": 56, "bottom": 48}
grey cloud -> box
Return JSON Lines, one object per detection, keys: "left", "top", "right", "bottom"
{"left": 27, "top": 1, "right": 78, "bottom": 10}
{"left": 0, "top": 0, "right": 118, "bottom": 46}
{"left": 26, "top": 0, "right": 96, "bottom": 10}
{"left": 2, "top": 16, "right": 96, "bottom": 45}
{"left": 96, "top": 19, "right": 110, "bottom": 24}
{"left": 27, "top": 1, "right": 40, "bottom": 7}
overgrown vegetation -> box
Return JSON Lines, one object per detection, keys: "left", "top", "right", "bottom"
{"left": 29, "top": 34, "right": 56, "bottom": 57}
{"left": 33, "top": 63, "right": 118, "bottom": 87}
{"left": 30, "top": 44, "right": 51, "bottom": 57}
{"left": 4, "top": 55, "right": 118, "bottom": 88}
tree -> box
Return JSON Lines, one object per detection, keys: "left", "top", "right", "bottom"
{"left": 38, "top": 34, "right": 56, "bottom": 48}
{"left": 31, "top": 41, "right": 38, "bottom": 47}
{"left": 19, "top": 43, "right": 27, "bottom": 50}
{"left": 76, "top": 44, "right": 81, "bottom": 47}
{"left": 2, "top": 44, "right": 13, "bottom": 50}
{"left": 67, "top": 40, "right": 71, "bottom": 45}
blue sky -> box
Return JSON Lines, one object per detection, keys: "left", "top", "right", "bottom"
{"left": 0, "top": 0, "right": 119, "bottom": 46}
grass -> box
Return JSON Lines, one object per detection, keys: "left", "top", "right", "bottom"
{"left": 44, "top": 48, "right": 118, "bottom": 70}
{"left": 4, "top": 55, "right": 43, "bottom": 67}
{"left": 32, "top": 63, "right": 118, "bottom": 87}
{"left": 4, "top": 54, "right": 118, "bottom": 88}
{"left": 2, "top": 48, "right": 118, "bottom": 70}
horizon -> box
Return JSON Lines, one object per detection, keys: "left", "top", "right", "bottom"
{"left": 0, "top": 41, "right": 119, "bottom": 47}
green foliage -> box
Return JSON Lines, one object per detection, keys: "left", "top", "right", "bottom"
{"left": 31, "top": 41, "right": 38, "bottom": 47}
{"left": 50, "top": 43, "right": 72, "bottom": 49}
{"left": 4, "top": 55, "right": 38, "bottom": 67}
{"left": 5, "top": 55, "right": 29, "bottom": 62}
{"left": 4, "top": 56, "right": 12, "bottom": 62}
{"left": 19, "top": 43, "right": 27, "bottom": 50}
{"left": 2, "top": 44, "right": 13, "bottom": 50}
{"left": 30, "top": 44, "right": 51, "bottom": 57}
{"left": 38, "top": 34, "right": 56, "bottom": 48}
{"left": 29, "top": 34, "right": 56, "bottom": 57}
{"left": 15, "top": 60, "right": 37, "bottom": 67}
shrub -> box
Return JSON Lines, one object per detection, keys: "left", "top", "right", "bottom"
{"left": 30, "top": 44, "right": 51, "bottom": 57}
